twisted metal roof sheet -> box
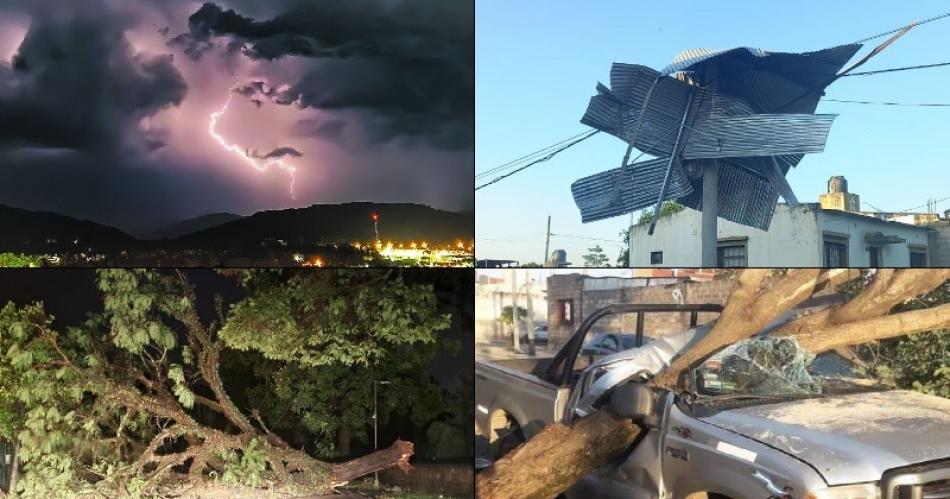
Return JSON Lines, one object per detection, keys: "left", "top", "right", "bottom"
{"left": 571, "top": 158, "right": 693, "bottom": 223}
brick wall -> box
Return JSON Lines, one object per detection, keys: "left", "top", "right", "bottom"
{"left": 546, "top": 274, "right": 734, "bottom": 348}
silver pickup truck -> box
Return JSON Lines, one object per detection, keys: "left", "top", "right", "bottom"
{"left": 475, "top": 303, "right": 950, "bottom": 499}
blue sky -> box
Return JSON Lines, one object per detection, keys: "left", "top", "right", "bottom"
{"left": 475, "top": 1, "right": 950, "bottom": 264}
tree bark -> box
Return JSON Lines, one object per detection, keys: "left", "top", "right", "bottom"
{"left": 773, "top": 269, "right": 950, "bottom": 338}
{"left": 330, "top": 439, "right": 413, "bottom": 486}
{"left": 792, "top": 303, "right": 950, "bottom": 354}
{"left": 653, "top": 269, "right": 821, "bottom": 388}
{"left": 7, "top": 444, "right": 17, "bottom": 498}
{"left": 476, "top": 410, "right": 641, "bottom": 499}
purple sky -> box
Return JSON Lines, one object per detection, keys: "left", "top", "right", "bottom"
{"left": 0, "top": 0, "right": 473, "bottom": 234}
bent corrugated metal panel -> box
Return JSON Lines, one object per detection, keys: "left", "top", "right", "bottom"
{"left": 663, "top": 44, "right": 862, "bottom": 114}
{"left": 581, "top": 64, "right": 694, "bottom": 156}
{"left": 662, "top": 47, "right": 771, "bottom": 75}
{"left": 571, "top": 158, "right": 694, "bottom": 223}
{"left": 683, "top": 114, "right": 836, "bottom": 159}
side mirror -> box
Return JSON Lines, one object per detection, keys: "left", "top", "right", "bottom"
{"left": 608, "top": 383, "right": 655, "bottom": 423}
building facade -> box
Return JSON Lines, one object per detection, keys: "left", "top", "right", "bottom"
{"left": 630, "top": 203, "right": 932, "bottom": 267}
{"left": 474, "top": 270, "right": 547, "bottom": 344}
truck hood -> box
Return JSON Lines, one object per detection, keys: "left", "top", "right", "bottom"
{"left": 702, "top": 390, "right": 950, "bottom": 485}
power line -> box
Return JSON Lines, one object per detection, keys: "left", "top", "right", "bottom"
{"left": 899, "top": 194, "right": 950, "bottom": 214}
{"left": 850, "top": 11, "right": 950, "bottom": 44}
{"left": 823, "top": 98, "right": 950, "bottom": 107}
{"left": 549, "top": 233, "right": 623, "bottom": 244}
{"left": 840, "top": 61, "right": 950, "bottom": 77}
{"left": 475, "top": 130, "right": 597, "bottom": 180}
{"left": 475, "top": 130, "right": 599, "bottom": 191}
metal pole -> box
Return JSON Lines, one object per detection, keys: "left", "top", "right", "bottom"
{"left": 543, "top": 216, "right": 551, "bottom": 266}
{"left": 647, "top": 92, "right": 695, "bottom": 236}
{"left": 701, "top": 161, "right": 719, "bottom": 267}
{"left": 524, "top": 271, "right": 535, "bottom": 356}
{"left": 373, "top": 381, "right": 378, "bottom": 488}
{"left": 509, "top": 270, "right": 520, "bottom": 352}
{"left": 373, "top": 380, "right": 390, "bottom": 488}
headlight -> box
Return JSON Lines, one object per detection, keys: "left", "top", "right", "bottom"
{"left": 806, "top": 483, "right": 881, "bottom": 499}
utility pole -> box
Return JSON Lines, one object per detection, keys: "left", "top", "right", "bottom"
{"left": 524, "top": 270, "right": 536, "bottom": 356}
{"left": 543, "top": 215, "right": 552, "bottom": 266}
{"left": 701, "top": 161, "right": 719, "bottom": 267}
{"left": 700, "top": 62, "right": 720, "bottom": 268}
{"left": 509, "top": 269, "right": 521, "bottom": 352}
{"left": 371, "top": 212, "right": 380, "bottom": 245}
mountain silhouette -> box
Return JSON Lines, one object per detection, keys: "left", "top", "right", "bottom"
{"left": 0, "top": 202, "right": 471, "bottom": 254}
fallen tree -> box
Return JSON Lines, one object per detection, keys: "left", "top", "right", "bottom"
{"left": 476, "top": 269, "right": 950, "bottom": 499}
{"left": 0, "top": 270, "right": 452, "bottom": 497}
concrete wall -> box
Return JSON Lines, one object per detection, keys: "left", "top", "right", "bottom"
{"left": 630, "top": 204, "right": 822, "bottom": 267}
{"left": 817, "top": 211, "right": 931, "bottom": 267}
{"left": 930, "top": 223, "right": 950, "bottom": 267}
{"left": 547, "top": 274, "right": 734, "bottom": 349}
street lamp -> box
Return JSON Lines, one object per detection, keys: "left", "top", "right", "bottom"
{"left": 373, "top": 380, "right": 391, "bottom": 488}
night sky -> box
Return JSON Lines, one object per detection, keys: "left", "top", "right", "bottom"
{"left": 0, "top": 0, "right": 474, "bottom": 234}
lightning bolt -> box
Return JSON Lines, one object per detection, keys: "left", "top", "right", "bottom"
{"left": 209, "top": 78, "right": 297, "bottom": 199}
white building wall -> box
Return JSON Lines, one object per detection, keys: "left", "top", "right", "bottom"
{"left": 630, "top": 204, "right": 930, "bottom": 267}
{"left": 816, "top": 211, "right": 930, "bottom": 267}
{"left": 630, "top": 204, "right": 822, "bottom": 267}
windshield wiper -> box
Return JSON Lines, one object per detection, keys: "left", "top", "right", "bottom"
{"left": 698, "top": 392, "right": 822, "bottom": 402}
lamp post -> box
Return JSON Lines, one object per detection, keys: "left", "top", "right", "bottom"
{"left": 373, "top": 380, "right": 391, "bottom": 488}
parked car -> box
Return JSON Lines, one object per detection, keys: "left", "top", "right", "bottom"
{"left": 475, "top": 303, "right": 950, "bottom": 499}
{"left": 580, "top": 332, "right": 642, "bottom": 356}
{"left": 519, "top": 325, "right": 549, "bottom": 345}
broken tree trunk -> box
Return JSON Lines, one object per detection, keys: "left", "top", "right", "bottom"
{"left": 330, "top": 439, "right": 414, "bottom": 486}
{"left": 652, "top": 269, "right": 821, "bottom": 388}
{"left": 476, "top": 409, "right": 641, "bottom": 499}
{"left": 793, "top": 302, "right": 950, "bottom": 354}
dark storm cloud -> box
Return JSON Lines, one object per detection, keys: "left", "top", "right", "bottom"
{"left": 247, "top": 146, "right": 302, "bottom": 160}
{"left": 175, "top": 0, "right": 474, "bottom": 150}
{"left": 295, "top": 117, "right": 347, "bottom": 146}
{"left": 0, "top": 9, "right": 187, "bottom": 153}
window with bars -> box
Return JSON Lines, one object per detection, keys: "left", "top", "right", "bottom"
{"left": 717, "top": 240, "right": 747, "bottom": 268}
{"left": 823, "top": 235, "right": 849, "bottom": 267}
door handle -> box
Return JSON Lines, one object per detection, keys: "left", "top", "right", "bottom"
{"left": 752, "top": 470, "right": 791, "bottom": 499}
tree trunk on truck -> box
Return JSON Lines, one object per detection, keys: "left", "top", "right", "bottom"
{"left": 477, "top": 269, "right": 950, "bottom": 499}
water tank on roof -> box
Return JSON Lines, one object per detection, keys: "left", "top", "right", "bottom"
{"left": 828, "top": 176, "right": 848, "bottom": 194}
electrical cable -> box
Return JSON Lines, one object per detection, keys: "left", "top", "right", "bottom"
{"left": 840, "top": 61, "right": 950, "bottom": 77}
{"left": 475, "top": 129, "right": 598, "bottom": 180}
{"left": 850, "top": 11, "right": 950, "bottom": 44}
{"left": 474, "top": 130, "right": 599, "bottom": 191}
{"left": 823, "top": 98, "right": 950, "bottom": 107}
{"left": 899, "top": 194, "right": 950, "bottom": 214}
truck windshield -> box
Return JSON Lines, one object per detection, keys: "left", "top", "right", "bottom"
{"left": 694, "top": 336, "right": 888, "bottom": 400}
